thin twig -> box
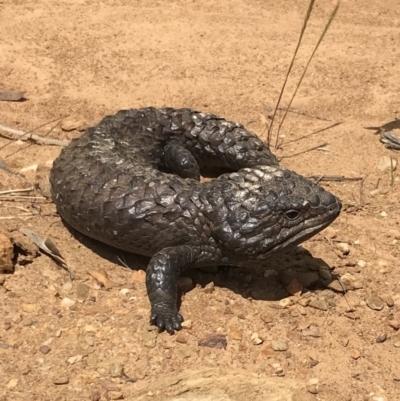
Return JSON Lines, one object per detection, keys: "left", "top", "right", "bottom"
{"left": 117, "top": 255, "right": 131, "bottom": 270}
{"left": 6, "top": 115, "right": 71, "bottom": 158}
{"left": 0, "top": 187, "right": 34, "bottom": 195}
{"left": 9, "top": 206, "right": 32, "bottom": 212}
{"left": 276, "top": 2, "right": 341, "bottom": 143}
{"left": 359, "top": 176, "right": 366, "bottom": 205}
{"left": 267, "top": 0, "right": 316, "bottom": 145}
{"left": 0, "top": 196, "right": 47, "bottom": 201}
{"left": 277, "top": 106, "right": 336, "bottom": 122}
{"left": 0, "top": 214, "right": 35, "bottom": 220}
{"left": 390, "top": 156, "right": 396, "bottom": 187}
{"left": 307, "top": 175, "right": 363, "bottom": 183}
{"left": 284, "top": 122, "right": 342, "bottom": 145}
{"left": 0, "top": 123, "right": 70, "bottom": 148}
{"left": 281, "top": 142, "right": 329, "bottom": 159}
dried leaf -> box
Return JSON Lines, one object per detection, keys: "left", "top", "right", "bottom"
{"left": 198, "top": 334, "right": 227, "bottom": 350}
{"left": 67, "top": 355, "right": 84, "bottom": 365}
{"left": 20, "top": 228, "right": 74, "bottom": 279}
{"left": 0, "top": 91, "right": 26, "bottom": 101}
{"left": 87, "top": 269, "right": 114, "bottom": 289}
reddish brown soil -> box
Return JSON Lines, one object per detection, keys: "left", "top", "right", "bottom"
{"left": 1, "top": 0, "right": 400, "bottom": 400}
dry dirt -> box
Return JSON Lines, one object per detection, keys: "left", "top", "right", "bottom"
{"left": 1, "top": 0, "right": 400, "bottom": 400}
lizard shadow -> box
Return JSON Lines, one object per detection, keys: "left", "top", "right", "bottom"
{"left": 64, "top": 222, "right": 337, "bottom": 303}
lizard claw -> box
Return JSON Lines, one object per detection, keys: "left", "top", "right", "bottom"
{"left": 150, "top": 308, "right": 183, "bottom": 334}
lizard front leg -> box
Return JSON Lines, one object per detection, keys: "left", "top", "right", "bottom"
{"left": 146, "top": 245, "right": 221, "bottom": 334}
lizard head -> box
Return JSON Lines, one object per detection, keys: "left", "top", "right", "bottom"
{"left": 203, "top": 166, "right": 342, "bottom": 263}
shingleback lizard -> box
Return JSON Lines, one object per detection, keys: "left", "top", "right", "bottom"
{"left": 50, "top": 107, "right": 342, "bottom": 334}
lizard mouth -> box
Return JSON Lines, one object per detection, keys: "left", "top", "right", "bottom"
{"left": 268, "top": 201, "right": 342, "bottom": 255}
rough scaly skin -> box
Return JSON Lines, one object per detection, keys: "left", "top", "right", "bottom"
{"left": 50, "top": 107, "right": 342, "bottom": 334}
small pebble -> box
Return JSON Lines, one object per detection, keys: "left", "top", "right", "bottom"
{"left": 328, "top": 280, "right": 345, "bottom": 293}
{"left": 297, "top": 297, "right": 311, "bottom": 307}
{"left": 278, "top": 298, "right": 292, "bottom": 308}
{"left": 377, "top": 155, "right": 397, "bottom": 172}
{"left": 388, "top": 320, "right": 400, "bottom": 330}
{"left": 308, "top": 298, "right": 328, "bottom": 311}
{"left": 302, "top": 325, "right": 322, "bottom": 337}
{"left": 350, "top": 349, "right": 361, "bottom": 359}
{"left": 370, "top": 189, "right": 381, "bottom": 196}
{"left": 181, "top": 320, "right": 193, "bottom": 329}
{"left": 120, "top": 288, "right": 130, "bottom": 295}
{"left": 340, "top": 274, "right": 356, "bottom": 290}
{"left": 337, "top": 242, "right": 350, "bottom": 255}
{"left": 6, "top": 379, "right": 18, "bottom": 389}
{"left": 176, "top": 347, "right": 192, "bottom": 359}
{"left": 76, "top": 282, "right": 90, "bottom": 299}
{"left": 307, "top": 378, "right": 319, "bottom": 394}
{"left": 380, "top": 294, "right": 394, "bottom": 307}
{"left": 271, "top": 340, "right": 288, "bottom": 351}
{"left": 366, "top": 295, "right": 384, "bottom": 311}
{"left": 21, "top": 367, "right": 31, "bottom": 375}
{"left": 251, "top": 332, "right": 263, "bottom": 345}
{"left": 377, "top": 259, "right": 390, "bottom": 268}
{"left": 175, "top": 333, "right": 187, "bottom": 344}
{"left": 108, "top": 391, "right": 124, "bottom": 400}
{"left": 203, "top": 282, "right": 215, "bottom": 294}
{"left": 357, "top": 260, "right": 367, "bottom": 268}
{"left": 60, "top": 297, "right": 76, "bottom": 309}
{"left": 110, "top": 362, "right": 124, "bottom": 378}
{"left": 53, "top": 376, "right": 69, "bottom": 385}
{"left": 21, "top": 303, "right": 40, "bottom": 313}
{"left": 322, "top": 227, "right": 337, "bottom": 239}
{"left": 260, "top": 312, "right": 273, "bottom": 323}
{"left": 67, "top": 355, "right": 83, "bottom": 365}
{"left": 39, "top": 345, "right": 51, "bottom": 354}
{"left": 198, "top": 334, "right": 227, "bottom": 349}
{"left": 376, "top": 333, "right": 387, "bottom": 343}
{"left": 229, "top": 329, "right": 242, "bottom": 341}
{"left": 139, "top": 331, "right": 156, "bottom": 349}
{"left": 352, "top": 280, "right": 364, "bottom": 289}
{"left": 272, "top": 363, "right": 284, "bottom": 376}
{"left": 62, "top": 281, "right": 73, "bottom": 292}
{"left": 366, "top": 392, "right": 389, "bottom": 401}
{"left": 380, "top": 211, "right": 387, "bottom": 218}
{"left": 388, "top": 229, "right": 400, "bottom": 240}
{"left": 21, "top": 317, "right": 33, "bottom": 327}
{"left": 84, "top": 336, "right": 95, "bottom": 346}
{"left": 84, "top": 324, "right": 96, "bottom": 332}
{"left": 224, "top": 306, "right": 233, "bottom": 315}
{"left": 91, "top": 390, "right": 102, "bottom": 401}
{"left": 60, "top": 116, "right": 85, "bottom": 132}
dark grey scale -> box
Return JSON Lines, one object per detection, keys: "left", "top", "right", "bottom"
{"left": 50, "top": 107, "right": 341, "bottom": 335}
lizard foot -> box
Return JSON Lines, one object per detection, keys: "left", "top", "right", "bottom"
{"left": 150, "top": 306, "right": 184, "bottom": 335}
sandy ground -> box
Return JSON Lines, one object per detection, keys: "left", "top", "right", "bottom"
{"left": 1, "top": 0, "right": 400, "bottom": 400}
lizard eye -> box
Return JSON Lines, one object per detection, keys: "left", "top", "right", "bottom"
{"left": 284, "top": 210, "right": 300, "bottom": 220}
